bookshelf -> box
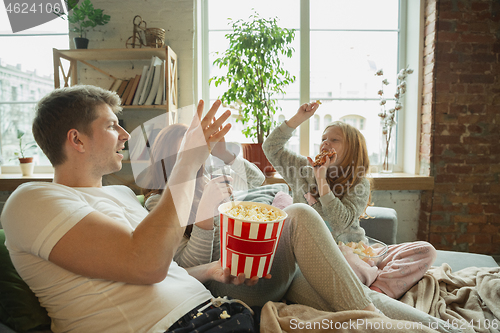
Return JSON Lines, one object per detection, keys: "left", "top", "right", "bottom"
{"left": 52, "top": 46, "right": 178, "bottom": 113}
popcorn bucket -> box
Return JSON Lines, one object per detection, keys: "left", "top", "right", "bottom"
{"left": 218, "top": 201, "right": 288, "bottom": 278}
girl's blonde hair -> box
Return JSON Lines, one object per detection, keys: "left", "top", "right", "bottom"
{"left": 319, "top": 121, "right": 371, "bottom": 200}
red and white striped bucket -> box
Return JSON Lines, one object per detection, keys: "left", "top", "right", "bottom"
{"left": 218, "top": 201, "right": 287, "bottom": 278}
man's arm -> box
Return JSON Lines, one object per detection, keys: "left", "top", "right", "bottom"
{"left": 49, "top": 100, "right": 231, "bottom": 285}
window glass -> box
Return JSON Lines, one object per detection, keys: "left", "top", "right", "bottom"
{"left": 309, "top": 0, "right": 400, "bottom": 166}
{"left": 324, "top": 114, "right": 332, "bottom": 127}
{"left": 208, "top": 0, "right": 300, "bottom": 153}
{"left": 310, "top": 0, "right": 399, "bottom": 30}
{"left": 313, "top": 115, "right": 320, "bottom": 131}
{"left": 0, "top": 8, "right": 68, "bottom": 168}
{"left": 310, "top": 31, "right": 398, "bottom": 100}
{"left": 340, "top": 115, "right": 367, "bottom": 131}
{"left": 208, "top": 0, "right": 299, "bottom": 30}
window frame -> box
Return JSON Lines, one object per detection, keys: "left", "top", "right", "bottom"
{"left": 196, "top": 0, "right": 423, "bottom": 174}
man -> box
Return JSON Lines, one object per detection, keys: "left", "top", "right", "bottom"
{"left": 1, "top": 85, "right": 257, "bottom": 333}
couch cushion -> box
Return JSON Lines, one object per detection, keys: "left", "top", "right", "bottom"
{"left": 0, "top": 230, "right": 51, "bottom": 332}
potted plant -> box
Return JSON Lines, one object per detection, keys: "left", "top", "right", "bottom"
{"left": 60, "top": 0, "right": 111, "bottom": 49}
{"left": 14, "top": 129, "right": 37, "bottom": 176}
{"left": 209, "top": 11, "right": 296, "bottom": 174}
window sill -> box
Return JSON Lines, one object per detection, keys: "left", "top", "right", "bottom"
{"left": 0, "top": 173, "right": 53, "bottom": 191}
{"left": 264, "top": 172, "right": 434, "bottom": 191}
{"left": 367, "top": 173, "right": 434, "bottom": 191}
{"left": 0, "top": 172, "right": 435, "bottom": 192}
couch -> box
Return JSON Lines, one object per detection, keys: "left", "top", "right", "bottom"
{"left": 1, "top": 186, "right": 498, "bottom": 333}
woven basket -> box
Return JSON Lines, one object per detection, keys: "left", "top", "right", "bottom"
{"left": 145, "top": 28, "right": 165, "bottom": 48}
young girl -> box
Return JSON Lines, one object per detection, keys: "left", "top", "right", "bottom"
{"left": 262, "top": 102, "right": 437, "bottom": 300}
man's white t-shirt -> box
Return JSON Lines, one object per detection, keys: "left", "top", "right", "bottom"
{"left": 1, "top": 182, "right": 212, "bottom": 333}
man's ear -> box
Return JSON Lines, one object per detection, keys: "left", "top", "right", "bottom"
{"left": 67, "top": 129, "right": 85, "bottom": 153}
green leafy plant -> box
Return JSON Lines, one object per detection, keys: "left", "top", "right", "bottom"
{"left": 209, "top": 12, "right": 296, "bottom": 144}
{"left": 60, "top": 0, "right": 110, "bottom": 38}
{"left": 14, "top": 129, "right": 37, "bottom": 159}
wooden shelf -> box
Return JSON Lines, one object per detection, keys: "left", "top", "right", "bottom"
{"left": 55, "top": 48, "right": 168, "bottom": 61}
{"left": 122, "top": 105, "right": 168, "bottom": 110}
{"left": 264, "top": 173, "right": 434, "bottom": 191}
{"left": 53, "top": 46, "right": 178, "bottom": 113}
{"left": 0, "top": 173, "right": 53, "bottom": 191}
{"left": 368, "top": 173, "right": 434, "bottom": 191}
{"left": 0, "top": 172, "right": 434, "bottom": 192}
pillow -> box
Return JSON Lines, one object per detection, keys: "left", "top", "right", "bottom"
{"left": 271, "top": 191, "right": 293, "bottom": 210}
{"left": 0, "top": 229, "right": 51, "bottom": 332}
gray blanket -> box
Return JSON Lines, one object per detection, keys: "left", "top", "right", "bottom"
{"left": 400, "top": 264, "right": 500, "bottom": 333}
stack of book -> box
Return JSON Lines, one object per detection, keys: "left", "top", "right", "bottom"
{"left": 109, "top": 55, "right": 166, "bottom": 106}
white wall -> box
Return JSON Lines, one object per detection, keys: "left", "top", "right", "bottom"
{"left": 372, "top": 190, "right": 421, "bottom": 243}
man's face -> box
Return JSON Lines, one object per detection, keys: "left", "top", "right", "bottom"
{"left": 85, "top": 104, "right": 130, "bottom": 176}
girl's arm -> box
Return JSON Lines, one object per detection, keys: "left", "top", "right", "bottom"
{"left": 263, "top": 102, "right": 320, "bottom": 186}
{"left": 318, "top": 177, "right": 371, "bottom": 235}
{"left": 262, "top": 122, "right": 309, "bottom": 186}
{"left": 285, "top": 102, "right": 320, "bottom": 129}
{"left": 174, "top": 224, "right": 216, "bottom": 267}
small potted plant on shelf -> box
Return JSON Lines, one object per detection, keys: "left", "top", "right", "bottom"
{"left": 209, "top": 11, "right": 295, "bottom": 174}
{"left": 60, "top": 0, "right": 111, "bottom": 49}
{"left": 14, "top": 129, "right": 37, "bottom": 177}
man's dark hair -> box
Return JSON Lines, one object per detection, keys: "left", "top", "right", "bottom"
{"left": 33, "top": 85, "right": 122, "bottom": 166}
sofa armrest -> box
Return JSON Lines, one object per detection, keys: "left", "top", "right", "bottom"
{"left": 361, "top": 206, "right": 398, "bottom": 245}
{"left": 434, "top": 250, "right": 499, "bottom": 271}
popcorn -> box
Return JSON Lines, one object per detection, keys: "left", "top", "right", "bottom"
{"left": 338, "top": 240, "right": 377, "bottom": 262}
{"left": 224, "top": 204, "right": 284, "bottom": 222}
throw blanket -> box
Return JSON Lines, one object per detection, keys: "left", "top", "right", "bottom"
{"left": 260, "top": 302, "right": 438, "bottom": 333}
{"left": 400, "top": 264, "right": 500, "bottom": 333}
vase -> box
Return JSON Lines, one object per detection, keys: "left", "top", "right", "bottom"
{"left": 379, "top": 128, "right": 396, "bottom": 173}
{"left": 241, "top": 143, "right": 276, "bottom": 176}
{"left": 19, "top": 157, "right": 34, "bottom": 177}
{"left": 74, "top": 37, "right": 89, "bottom": 49}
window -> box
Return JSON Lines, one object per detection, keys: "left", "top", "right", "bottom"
{"left": 0, "top": 8, "right": 69, "bottom": 172}
{"left": 340, "top": 115, "right": 366, "bottom": 131}
{"left": 199, "top": 0, "right": 419, "bottom": 172}
{"left": 313, "top": 115, "right": 320, "bottom": 131}
{"left": 324, "top": 114, "right": 332, "bottom": 127}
